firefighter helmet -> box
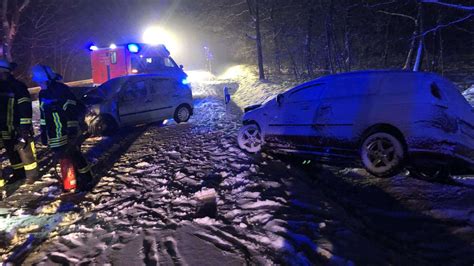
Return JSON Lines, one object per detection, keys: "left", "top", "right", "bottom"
{"left": 0, "top": 59, "right": 12, "bottom": 72}
{"left": 31, "top": 64, "right": 61, "bottom": 83}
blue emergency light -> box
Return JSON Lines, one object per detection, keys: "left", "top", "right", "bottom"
{"left": 127, "top": 43, "right": 140, "bottom": 53}
{"left": 88, "top": 44, "right": 98, "bottom": 51}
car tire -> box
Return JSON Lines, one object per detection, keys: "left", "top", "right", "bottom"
{"left": 360, "top": 132, "right": 405, "bottom": 177}
{"left": 174, "top": 105, "right": 191, "bottom": 123}
{"left": 409, "top": 167, "right": 451, "bottom": 182}
{"left": 91, "top": 115, "right": 118, "bottom": 136}
{"left": 238, "top": 124, "right": 263, "bottom": 153}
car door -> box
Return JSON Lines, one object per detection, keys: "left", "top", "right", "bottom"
{"left": 118, "top": 79, "right": 150, "bottom": 126}
{"left": 146, "top": 78, "right": 176, "bottom": 119}
{"left": 314, "top": 76, "right": 375, "bottom": 157}
{"left": 267, "top": 84, "right": 326, "bottom": 150}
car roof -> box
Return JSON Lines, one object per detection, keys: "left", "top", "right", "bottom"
{"left": 295, "top": 70, "right": 442, "bottom": 89}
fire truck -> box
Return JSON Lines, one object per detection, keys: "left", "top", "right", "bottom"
{"left": 89, "top": 43, "right": 187, "bottom": 85}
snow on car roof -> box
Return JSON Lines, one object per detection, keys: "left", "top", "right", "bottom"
{"left": 298, "top": 70, "right": 442, "bottom": 88}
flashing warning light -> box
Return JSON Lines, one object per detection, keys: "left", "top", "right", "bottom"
{"left": 182, "top": 78, "right": 190, "bottom": 85}
{"left": 89, "top": 45, "right": 98, "bottom": 51}
{"left": 143, "top": 26, "right": 179, "bottom": 54}
{"left": 127, "top": 43, "right": 140, "bottom": 53}
{"left": 109, "top": 43, "right": 117, "bottom": 49}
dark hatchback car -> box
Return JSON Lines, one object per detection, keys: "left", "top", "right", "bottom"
{"left": 238, "top": 71, "right": 474, "bottom": 178}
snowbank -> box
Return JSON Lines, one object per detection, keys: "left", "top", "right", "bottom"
{"left": 218, "top": 65, "right": 299, "bottom": 109}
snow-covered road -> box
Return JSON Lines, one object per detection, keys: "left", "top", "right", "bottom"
{"left": 1, "top": 94, "right": 473, "bottom": 265}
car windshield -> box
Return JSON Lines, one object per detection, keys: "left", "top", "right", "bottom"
{"left": 131, "top": 56, "right": 178, "bottom": 73}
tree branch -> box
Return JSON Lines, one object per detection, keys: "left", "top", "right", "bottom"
{"left": 417, "top": 13, "right": 473, "bottom": 38}
{"left": 419, "top": 0, "right": 474, "bottom": 11}
{"left": 377, "top": 10, "right": 416, "bottom": 22}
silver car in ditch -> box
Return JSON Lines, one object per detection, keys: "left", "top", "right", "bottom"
{"left": 83, "top": 74, "right": 193, "bottom": 135}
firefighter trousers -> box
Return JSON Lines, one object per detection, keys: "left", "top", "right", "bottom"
{"left": 0, "top": 138, "right": 38, "bottom": 183}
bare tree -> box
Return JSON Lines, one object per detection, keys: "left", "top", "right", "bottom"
{"left": 1, "top": 0, "right": 30, "bottom": 61}
{"left": 247, "top": 0, "right": 265, "bottom": 80}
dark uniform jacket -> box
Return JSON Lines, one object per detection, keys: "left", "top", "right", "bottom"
{"left": 0, "top": 76, "right": 33, "bottom": 140}
{"left": 39, "top": 81, "right": 80, "bottom": 148}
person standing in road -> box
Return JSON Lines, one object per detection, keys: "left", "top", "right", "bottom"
{"left": 31, "top": 64, "right": 92, "bottom": 192}
{"left": 0, "top": 59, "right": 38, "bottom": 194}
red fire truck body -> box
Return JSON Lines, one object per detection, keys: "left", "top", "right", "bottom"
{"left": 90, "top": 43, "right": 183, "bottom": 85}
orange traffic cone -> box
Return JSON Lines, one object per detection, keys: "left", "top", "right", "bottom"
{"left": 60, "top": 158, "right": 77, "bottom": 192}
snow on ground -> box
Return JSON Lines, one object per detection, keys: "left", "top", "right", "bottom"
{"left": 4, "top": 97, "right": 371, "bottom": 265}
{"left": 0, "top": 71, "right": 473, "bottom": 264}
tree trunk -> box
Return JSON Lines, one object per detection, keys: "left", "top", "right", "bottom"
{"left": 413, "top": 3, "right": 424, "bottom": 71}
{"left": 413, "top": 39, "right": 423, "bottom": 71}
{"left": 284, "top": 40, "right": 299, "bottom": 79}
{"left": 305, "top": 3, "right": 315, "bottom": 76}
{"left": 1, "top": 0, "right": 31, "bottom": 61}
{"left": 438, "top": 29, "right": 444, "bottom": 75}
{"left": 254, "top": 0, "right": 265, "bottom": 80}
{"left": 382, "top": 18, "right": 391, "bottom": 67}
{"left": 269, "top": 4, "right": 282, "bottom": 74}
{"left": 325, "top": 0, "right": 335, "bottom": 73}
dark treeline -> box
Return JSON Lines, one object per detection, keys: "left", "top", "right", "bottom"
{"left": 182, "top": 0, "right": 473, "bottom": 85}
{"left": 0, "top": 0, "right": 472, "bottom": 86}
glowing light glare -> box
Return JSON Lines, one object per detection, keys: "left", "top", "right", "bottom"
{"left": 220, "top": 65, "right": 246, "bottom": 79}
{"left": 181, "top": 78, "right": 190, "bottom": 85}
{"left": 127, "top": 43, "right": 140, "bottom": 53}
{"left": 109, "top": 43, "right": 117, "bottom": 49}
{"left": 89, "top": 45, "right": 98, "bottom": 51}
{"left": 186, "top": 70, "right": 215, "bottom": 82}
{"left": 131, "top": 69, "right": 138, "bottom": 74}
{"left": 142, "top": 26, "right": 179, "bottom": 53}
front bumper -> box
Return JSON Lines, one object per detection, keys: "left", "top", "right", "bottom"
{"left": 408, "top": 139, "right": 474, "bottom": 175}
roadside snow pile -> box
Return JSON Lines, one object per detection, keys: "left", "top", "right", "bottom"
{"left": 219, "top": 65, "right": 299, "bottom": 109}
{"left": 462, "top": 85, "right": 474, "bottom": 106}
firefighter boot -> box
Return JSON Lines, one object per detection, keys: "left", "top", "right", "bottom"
{"left": 17, "top": 140, "right": 39, "bottom": 184}
{"left": 5, "top": 139, "right": 26, "bottom": 184}
{"left": 0, "top": 177, "right": 5, "bottom": 200}
{"left": 59, "top": 157, "right": 77, "bottom": 192}
{"left": 77, "top": 164, "right": 93, "bottom": 192}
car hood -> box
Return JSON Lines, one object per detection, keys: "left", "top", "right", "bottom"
{"left": 244, "top": 104, "right": 262, "bottom": 113}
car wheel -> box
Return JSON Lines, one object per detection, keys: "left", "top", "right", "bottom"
{"left": 360, "top": 132, "right": 405, "bottom": 177}
{"left": 174, "top": 105, "right": 191, "bottom": 123}
{"left": 238, "top": 124, "right": 263, "bottom": 153}
{"left": 409, "top": 167, "right": 451, "bottom": 182}
{"left": 91, "top": 115, "right": 117, "bottom": 136}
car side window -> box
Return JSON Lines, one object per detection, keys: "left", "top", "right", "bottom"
{"left": 287, "top": 84, "right": 325, "bottom": 103}
{"left": 148, "top": 79, "right": 167, "bottom": 95}
{"left": 120, "top": 80, "right": 147, "bottom": 102}
{"left": 322, "top": 77, "right": 375, "bottom": 99}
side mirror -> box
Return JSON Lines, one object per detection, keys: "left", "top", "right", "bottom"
{"left": 276, "top": 94, "right": 284, "bottom": 106}
{"left": 179, "top": 64, "right": 184, "bottom": 69}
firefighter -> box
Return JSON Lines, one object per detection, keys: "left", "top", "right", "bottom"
{"left": 31, "top": 64, "right": 92, "bottom": 192}
{"left": 0, "top": 59, "right": 38, "bottom": 192}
